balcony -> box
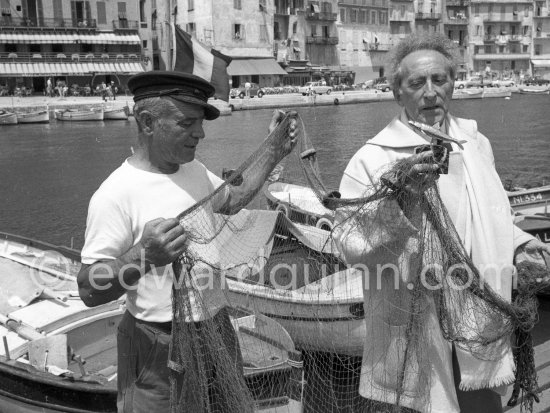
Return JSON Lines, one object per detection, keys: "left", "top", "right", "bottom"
{"left": 472, "top": 52, "right": 530, "bottom": 60}
{"left": 306, "top": 36, "right": 339, "bottom": 45}
{"left": 534, "top": 12, "right": 550, "bottom": 18}
{"left": 415, "top": 13, "right": 441, "bottom": 20}
{"left": 0, "top": 52, "right": 145, "bottom": 62}
{"left": 389, "top": 12, "right": 413, "bottom": 21}
{"left": 445, "top": 17, "right": 468, "bottom": 25}
{"left": 446, "top": 0, "right": 470, "bottom": 6}
{"left": 0, "top": 16, "right": 97, "bottom": 30}
{"left": 306, "top": 11, "right": 337, "bottom": 21}
{"left": 112, "top": 19, "right": 139, "bottom": 31}
{"left": 535, "top": 32, "right": 550, "bottom": 38}
{"left": 483, "top": 14, "right": 521, "bottom": 23}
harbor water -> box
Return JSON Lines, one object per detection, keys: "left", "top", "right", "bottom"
{"left": 0, "top": 94, "right": 549, "bottom": 249}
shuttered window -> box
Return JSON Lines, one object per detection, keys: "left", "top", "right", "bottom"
{"left": 97, "top": 1, "right": 106, "bottom": 24}
{"left": 53, "top": 0, "right": 62, "bottom": 20}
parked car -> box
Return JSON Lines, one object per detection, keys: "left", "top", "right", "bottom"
{"left": 374, "top": 79, "right": 391, "bottom": 92}
{"left": 230, "top": 83, "right": 265, "bottom": 99}
{"left": 524, "top": 76, "right": 550, "bottom": 86}
{"left": 355, "top": 80, "right": 374, "bottom": 90}
{"left": 455, "top": 76, "right": 492, "bottom": 89}
{"left": 492, "top": 78, "right": 515, "bottom": 87}
{"left": 298, "top": 81, "right": 332, "bottom": 96}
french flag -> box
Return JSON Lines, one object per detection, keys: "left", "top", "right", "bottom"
{"left": 172, "top": 24, "right": 233, "bottom": 102}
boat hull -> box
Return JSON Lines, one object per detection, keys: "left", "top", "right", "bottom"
{"left": 103, "top": 107, "right": 129, "bottom": 120}
{"left": 16, "top": 111, "right": 50, "bottom": 124}
{"left": 0, "top": 113, "right": 18, "bottom": 125}
{"left": 508, "top": 185, "right": 550, "bottom": 215}
{"left": 518, "top": 87, "right": 550, "bottom": 94}
{"left": 55, "top": 109, "right": 104, "bottom": 121}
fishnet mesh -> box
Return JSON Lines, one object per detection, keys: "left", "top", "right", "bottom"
{"left": 168, "top": 112, "right": 549, "bottom": 413}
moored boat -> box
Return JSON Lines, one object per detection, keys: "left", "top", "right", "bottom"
{"left": 103, "top": 105, "right": 129, "bottom": 120}
{"left": 16, "top": 110, "right": 50, "bottom": 124}
{"left": 518, "top": 86, "right": 550, "bottom": 95}
{"left": 0, "top": 110, "right": 18, "bottom": 125}
{"left": 482, "top": 88, "right": 512, "bottom": 99}
{"left": 264, "top": 182, "right": 335, "bottom": 231}
{"left": 55, "top": 108, "right": 104, "bottom": 121}
{"left": 514, "top": 214, "right": 550, "bottom": 244}
{"left": 0, "top": 232, "right": 301, "bottom": 412}
{"left": 508, "top": 184, "right": 550, "bottom": 215}
{"left": 452, "top": 89, "right": 483, "bottom": 99}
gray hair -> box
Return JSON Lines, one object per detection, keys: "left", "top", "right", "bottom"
{"left": 386, "top": 33, "right": 459, "bottom": 92}
{"left": 133, "top": 97, "right": 176, "bottom": 133}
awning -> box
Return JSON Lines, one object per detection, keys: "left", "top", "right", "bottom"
{"left": 0, "top": 32, "right": 140, "bottom": 44}
{"left": 227, "top": 58, "right": 287, "bottom": 76}
{"left": 473, "top": 54, "right": 530, "bottom": 60}
{"left": 532, "top": 59, "right": 550, "bottom": 67}
{"left": 0, "top": 61, "right": 145, "bottom": 77}
{"left": 312, "top": 4, "right": 320, "bottom": 13}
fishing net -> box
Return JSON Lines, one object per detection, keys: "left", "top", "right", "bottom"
{"left": 168, "top": 111, "right": 550, "bottom": 413}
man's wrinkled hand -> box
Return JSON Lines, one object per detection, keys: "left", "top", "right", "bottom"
{"left": 401, "top": 150, "right": 440, "bottom": 195}
{"left": 140, "top": 218, "right": 188, "bottom": 267}
{"left": 267, "top": 109, "right": 298, "bottom": 160}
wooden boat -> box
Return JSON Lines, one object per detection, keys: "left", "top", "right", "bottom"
{"left": 452, "top": 89, "right": 483, "bottom": 99}
{"left": 0, "top": 232, "right": 301, "bottom": 412}
{"left": 55, "top": 108, "right": 104, "bottom": 121}
{"left": 0, "top": 110, "right": 18, "bottom": 125}
{"left": 514, "top": 214, "right": 550, "bottom": 244}
{"left": 518, "top": 86, "right": 550, "bottom": 95}
{"left": 508, "top": 185, "right": 550, "bottom": 215}
{"left": 103, "top": 105, "right": 129, "bottom": 120}
{"left": 264, "top": 182, "right": 335, "bottom": 231}
{"left": 16, "top": 110, "right": 50, "bottom": 124}
{"left": 482, "top": 88, "right": 512, "bottom": 99}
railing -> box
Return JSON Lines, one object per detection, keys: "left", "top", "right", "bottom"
{"left": 305, "top": 11, "right": 337, "bottom": 21}
{"left": 534, "top": 10, "right": 550, "bottom": 18}
{"left": 446, "top": 0, "right": 470, "bottom": 6}
{"left": 0, "top": 16, "right": 97, "bottom": 29}
{"left": 535, "top": 32, "right": 550, "bottom": 38}
{"left": 415, "top": 12, "right": 441, "bottom": 20}
{"left": 389, "top": 12, "right": 413, "bottom": 21}
{"left": 112, "top": 19, "right": 139, "bottom": 30}
{"left": 0, "top": 52, "right": 145, "bottom": 62}
{"left": 484, "top": 15, "right": 521, "bottom": 22}
{"left": 484, "top": 34, "right": 497, "bottom": 41}
{"left": 445, "top": 17, "right": 468, "bottom": 24}
{"left": 306, "top": 36, "right": 338, "bottom": 45}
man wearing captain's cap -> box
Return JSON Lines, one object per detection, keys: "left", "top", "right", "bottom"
{"left": 77, "top": 71, "right": 297, "bottom": 412}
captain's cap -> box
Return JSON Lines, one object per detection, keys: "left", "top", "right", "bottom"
{"left": 128, "top": 71, "right": 220, "bottom": 120}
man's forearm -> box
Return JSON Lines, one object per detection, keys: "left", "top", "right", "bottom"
{"left": 78, "top": 244, "right": 150, "bottom": 307}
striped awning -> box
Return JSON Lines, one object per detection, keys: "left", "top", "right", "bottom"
{"left": 0, "top": 61, "right": 145, "bottom": 77}
{"left": 0, "top": 32, "right": 140, "bottom": 44}
{"left": 227, "top": 58, "right": 287, "bottom": 76}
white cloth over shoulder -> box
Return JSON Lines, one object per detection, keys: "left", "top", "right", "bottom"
{"left": 334, "top": 113, "right": 534, "bottom": 413}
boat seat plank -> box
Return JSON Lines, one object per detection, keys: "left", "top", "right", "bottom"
{"left": 9, "top": 299, "right": 88, "bottom": 330}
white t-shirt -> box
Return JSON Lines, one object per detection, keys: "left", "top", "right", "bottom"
{"left": 81, "top": 159, "right": 228, "bottom": 322}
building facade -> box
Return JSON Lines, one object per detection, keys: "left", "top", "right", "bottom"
{"left": 337, "top": 0, "right": 391, "bottom": 83}
{"left": 0, "top": 0, "right": 147, "bottom": 93}
{"left": 443, "top": 0, "right": 470, "bottom": 78}
{"left": 468, "top": 0, "right": 533, "bottom": 77}
{"left": 532, "top": 0, "right": 550, "bottom": 77}
{"left": 414, "top": 0, "right": 442, "bottom": 35}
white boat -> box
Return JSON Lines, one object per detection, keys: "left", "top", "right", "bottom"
{"left": 264, "top": 182, "right": 335, "bottom": 231}
{"left": 0, "top": 110, "right": 17, "bottom": 125}
{"left": 508, "top": 185, "right": 550, "bottom": 215}
{"left": 55, "top": 107, "right": 104, "bottom": 121}
{"left": 103, "top": 105, "right": 129, "bottom": 120}
{"left": 482, "top": 89, "right": 512, "bottom": 99}
{"left": 0, "top": 232, "right": 301, "bottom": 411}
{"left": 518, "top": 86, "right": 550, "bottom": 95}
{"left": 16, "top": 110, "right": 50, "bottom": 124}
{"left": 452, "top": 89, "right": 483, "bottom": 99}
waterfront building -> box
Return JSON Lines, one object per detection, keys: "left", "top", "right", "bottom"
{"left": 532, "top": 0, "right": 550, "bottom": 78}
{"left": 414, "top": 0, "right": 442, "bottom": 35}
{"left": 468, "top": 0, "right": 533, "bottom": 78}
{"left": 171, "top": 0, "right": 286, "bottom": 88}
{"left": 389, "top": 0, "right": 415, "bottom": 43}
{"left": 442, "top": 0, "right": 470, "bottom": 79}
{"left": 336, "top": 0, "right": 391, "bottom": 83}
{"left": 0, "top": 0, "right": 147, "bottom": 95}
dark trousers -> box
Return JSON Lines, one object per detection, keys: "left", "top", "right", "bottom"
{"left": 117, "top": 309, "right": 244, "bottom": 413}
